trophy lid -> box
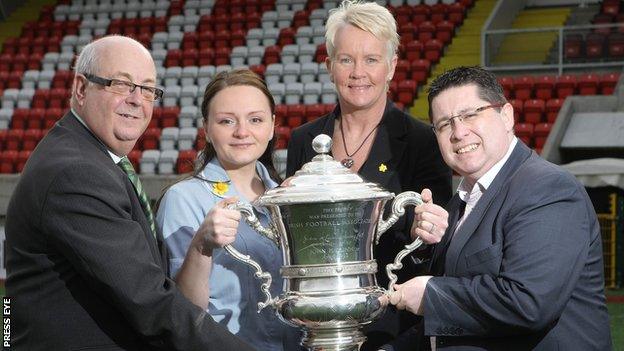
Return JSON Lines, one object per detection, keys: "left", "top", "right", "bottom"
{"left": 256, "top": 134, "right": 393, "bottom": 205}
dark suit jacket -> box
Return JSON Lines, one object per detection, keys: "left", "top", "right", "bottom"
{"left": 5, "top": 112, "right": 255, "bottom": 350}
{"left": 386, "top": 141, "right": 612, "bottom": 350}
{"left": 287, "top": 101, "right": 452, "bottom": 286}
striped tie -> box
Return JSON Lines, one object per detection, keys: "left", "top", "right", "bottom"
{"left": 118, "top": 156, "right": 157, "bottom": 238}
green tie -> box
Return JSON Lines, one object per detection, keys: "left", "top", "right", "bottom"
{"left": 118, "top": 156, "right": 157, "bottom": 238}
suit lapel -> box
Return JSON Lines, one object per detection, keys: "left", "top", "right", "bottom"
{"left": 444, "top": 142, "right": 533, "bottom": 276}
{"left": 429, "top": 195, "right": 463, "bottom": 274}
{"left": 63, "top": 111, "right": 165, "bottom": 264}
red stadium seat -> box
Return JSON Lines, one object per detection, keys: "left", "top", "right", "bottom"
{"left": 182, "top": 32, "right": 198, "bottom": 50}
{"left": 6, "top": 129, "right": 24, "bottom": 151}
{"left": 0, "top": 129, "right": 7, "bottom": 150}
{"left": 11, "top": 109, "right": 29, "bottom": 130}
{"left": 274, "top": 126, "right": 291, "bottom": 149}
{"left": 586, "top": 33, "right": 606, "bottom": 59}
{"left": 164, "top": 49, "right": 182, "bottom": 67}
{"left": 274, "top": 104, "right": 288, "bottom": 126}
{"left": 602, "top": 0, "right": 620, "bottom": 16}
{"left": 278, "top": 27, "right": 296, "bottom": 47}
{"left": 231, "top": 12, "right": 247, "bottom": 31}
{"left": 214, "top": 47, "right": 232, "bottom": 66}
{"left": 395, "top": 5, "right": 412, "bottom": 26}
{"left": 214, "top": 30, "right": 230, "bottom": 49}
{"left": 49, "top": 88, "right": 69, "bottom": 109}
{"left": 435, "top": 21, "right": 455, "bottom": 44}
{"left": 498, "top": 76, "right": 514, "bottom": 99}
{"left": 399, "top": 23, "right": 417, "bottom": 43}
{"left": 578, "top": 73, "right": 600, "bottom": 95}
{"left": 513, "top": 75, "right": 534, "bottom": 101}
{"left": 412, "top": 5, "right": 430, "bottom": 26}
{"left": 246, "top": 12, "right": 261, "bottom": 30}
{"left": 264, "top": 45, "right": 282, "bottom": 65}
{"left": 27, "top": 108, "right": 45, "bottom": 129}
{"left": 176, "top": 150, "right": 197, "bottom": 174}
{"left": 198, "top": 48, "right": 215, "bottom": 66}
{"left": 599, "top": 72, "right": 619, "bottom": 95}
{"left": 249, "top": 64, "right": 266, "bottom": 78}
{"left": 0, "top": 150, "right": 19, "bottom": 173}
{"left": 509, "top": 98, "right": 524, "bottom": 122}
{"left": 196, "top": 128, "right": 206, "bottom": 151}
{"left": 305, "top": 104, "right": 325, "bottom": 121}
{"left": 447, "top": 3, "right": 466, "bottom": 25}
{"left": 514, "top": 123, "right": 534, "bottom": 147}
{"left": 231, "top": 29, "right": 246, "bottom": 47}
{"left": 315, "top": 43, "right": 327, "bottom": 63}
{"left": 418, "top": 21, "right": 436, "bottom": 43}
{"left": 22, "top": 129, "right": 43, "bottom": 151}
{"left": 8, "top": 71, "right": 23, "bottom": 89}
{"left": 393, "top": 59, "right": 411, "bottom": 81}
{"left": 555, "top": 74, "right": 577, "bottom": 99}
{"left": 128, "top": 149, "right": 142, "bottom": 171}
{"left": 534, "top": 75, "right": 555, "bottom": 100}
{"left": 292, "top": 10, "right": 309, "bottom": 29}
{"left": 533, "top": 123, "right": 552, "bottom": 149}
{"left": 523, "top": 99, "right": 545, "bottom": 124}
{"left": 424, "top": 39, "right": 443, "bottom": 63}
{"left": 607, "top": 32, "right": 624, "bottom": 57}
{"left": 140, "top": 128, "right": 161, "bottom": 150}
{"left": 404, "top": 40, "right": 423, "bottom": 61}
{"left": 16, "top": 150, "right": 32, "bottom": 173}
{"left": 181, "top": 48, "right": 198, "bottom": 66}
{"left": 430, "top": 3, "right": 448, "bottom": 24}
{"left": 198, "top": 31, "right": 215, "bottom": 49}
{"left": 44, "top": 107, "right": 63, "bottom": 128}
{"left": 32, "top": 89, "right": 50, "bottom": 109}
{"left": 161, "top": 107, "right": 180, "bottom": 128}
{"left": 397, "top": 80, "right": 417, "bottom": 106}
{"left": 545, "top": 98, "right": 563, "bottom": 123}
{"left": 287, "top": 104, "right": 306, "bottom": 128}
{"left": 410, "top": 59, "right": 431, "bottom": 84}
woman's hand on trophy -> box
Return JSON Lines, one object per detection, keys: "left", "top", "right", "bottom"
{"left": 389, "top": 276, "right": 433, "bottom": 315}
{"left": 411, "top": 188, "right": 449, "bottom": 244}
{"left": 195, "top": 197, "right": 242, "bottom": 254}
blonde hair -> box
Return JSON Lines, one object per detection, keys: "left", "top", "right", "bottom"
{"left": 325, "top": 0, "right": 399, "bottom": 65}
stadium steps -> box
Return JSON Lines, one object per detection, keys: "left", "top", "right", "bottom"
{"left": 493, "top": 7, "right": 572, "bottom": 64}
{"left": 0, "top": 0, "right": 57, "bottom": 49}
{"left": 409, "top": 0, "right": 498, "bottom": 121}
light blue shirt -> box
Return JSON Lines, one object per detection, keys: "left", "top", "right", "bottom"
{"left": 156, "top": 157, "right": 301, "bottom": 350}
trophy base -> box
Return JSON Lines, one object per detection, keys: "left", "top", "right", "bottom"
{"left": 302, "top": 326, "right": 366, "bottom": 351}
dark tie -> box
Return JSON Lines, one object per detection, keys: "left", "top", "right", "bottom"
{"left": 431, "top": 199, "right": 467, "bottom": 276}
{"left": 118, "top": 156, "right": 157, "bottom": 238}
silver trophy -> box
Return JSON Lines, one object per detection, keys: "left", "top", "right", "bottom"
{"left": 225, "top": 134, "right": 423, "bottom": 351}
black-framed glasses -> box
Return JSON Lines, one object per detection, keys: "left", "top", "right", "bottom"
{"left": 431, "top": 103, "right": 505, "bottom": 134}
{"left": 82, "top": 73, "right": 164, "bottom": 102}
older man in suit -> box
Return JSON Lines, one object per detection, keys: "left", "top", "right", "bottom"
{"left": 383, "top": 66, "right": 611, "bottom": 350}
{"left": 5, "top": 35, "right": 255, "bottom": 350}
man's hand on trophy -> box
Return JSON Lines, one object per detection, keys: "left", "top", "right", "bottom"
{"left": 411, "top": 188, "right": 449, "bottom": 244}
{"left": 195, "top": 197, "right": 242, "bottom": 254}
{"left": 388, "top": 276, "right": 433, "bottom": 315}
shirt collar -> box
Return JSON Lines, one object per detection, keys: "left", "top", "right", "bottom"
{"left": 457, "top": 137, "right": 518, "bottom": 201}
{"left": 71, "top": 108, "right": 123, "bottom": 163}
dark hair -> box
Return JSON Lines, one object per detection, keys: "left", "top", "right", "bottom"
{"left": 427, "top": 66, "right": 507, "bottom": 121}
{"left": 193, "top": 68, "right": 282, "bottom": 183}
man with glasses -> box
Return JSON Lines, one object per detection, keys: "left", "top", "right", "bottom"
{"left": 381, "top": 66, "right": 611, "bottom": 350}
{"left": 5, "top": 35, "right": 255, "bottom": 350}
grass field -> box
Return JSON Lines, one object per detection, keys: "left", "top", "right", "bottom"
{"left": 0, "top": 284, "right": 622, "bottom": 348}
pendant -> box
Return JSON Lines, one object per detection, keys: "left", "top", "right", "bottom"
{"left": 341, "top": 158, "right": 354, "bottom": 168}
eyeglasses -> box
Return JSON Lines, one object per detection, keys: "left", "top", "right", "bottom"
{"left": 82, "top": 73, "right": 164, "bottom": 101}
{"left": 431, "top": 103, "right": 505, "bottom": 134}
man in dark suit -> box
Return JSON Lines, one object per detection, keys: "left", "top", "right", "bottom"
{"left": 384, "top": 66, "right": 611, "bottom": 350}
{"left": 5, "top": 35, "right": 255, "bottom": 350}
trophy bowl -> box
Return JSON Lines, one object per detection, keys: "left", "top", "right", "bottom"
{"left": 225, "top": 134, "right": 423, "bottom": 351}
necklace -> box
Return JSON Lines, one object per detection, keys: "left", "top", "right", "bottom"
{"left": 339, "top": 117, "right": 380, "bottom": 168}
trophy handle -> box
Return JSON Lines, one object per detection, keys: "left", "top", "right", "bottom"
{"left": 224, "top": 202, "right": 278, "bottom": 311}
{"left": 374, "top": 191, "right": 424, "bottom": 292}
{"left": 228, "top": 202, "right": 280, "bottom": 246}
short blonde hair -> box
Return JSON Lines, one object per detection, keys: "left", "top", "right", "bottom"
{"left": 325, "top": 0, "right": 399, "bottom": 65}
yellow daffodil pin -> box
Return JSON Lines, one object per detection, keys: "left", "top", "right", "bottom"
{"left": 212, "top": 182, "right": 229, "bottom": 196}
{"left": 378, "top": 163, "right": 388, "bottom": 173}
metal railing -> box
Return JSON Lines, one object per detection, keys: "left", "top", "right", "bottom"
{"left": 482, "top": 22, "right": 624, "bottom": 74}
